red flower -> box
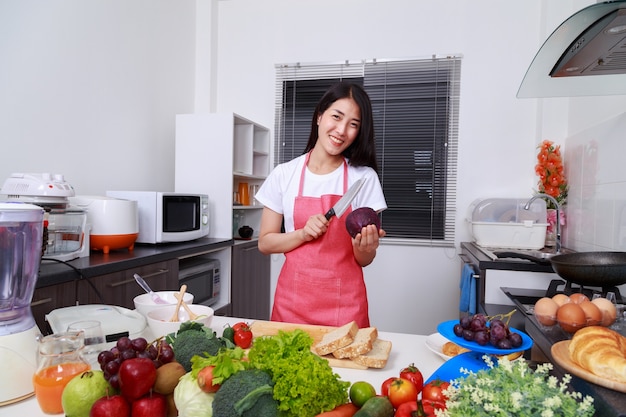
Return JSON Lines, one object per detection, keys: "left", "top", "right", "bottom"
{"left": 535, "top": 140, "right": 568, "bottom": 209}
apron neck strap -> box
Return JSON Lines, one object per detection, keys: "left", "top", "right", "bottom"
{"left": 298, "top": 152, "right": 348, "bottom": 196}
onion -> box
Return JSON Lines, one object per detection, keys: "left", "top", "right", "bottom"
{"left": 345, "top": 207, "right": 380, "bottom": 238}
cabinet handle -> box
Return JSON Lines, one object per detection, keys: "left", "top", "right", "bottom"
{"left": 31, "top": 297, "right": 53, "bottom": 307}
{"left": 108, "top": 268, "right": 169, "bottom": 288}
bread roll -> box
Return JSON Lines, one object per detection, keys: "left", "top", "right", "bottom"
{"left": 568, "top": 326, "right": 626, "bottom": 383}
{"left": 442, "top": 341, "right": 469, "bottom": 357}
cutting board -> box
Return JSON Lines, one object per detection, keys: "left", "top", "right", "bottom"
{"left": 250, "top": 320, "right": 368, "bottom": 369}
{"left": 551, "top": 340, "right": 626, "bottom": 393}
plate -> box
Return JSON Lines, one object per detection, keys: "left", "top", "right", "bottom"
{"left": 425, "top": 351, "right": 489, "bottom": 384}
{"left": 551, "top": 340, "right": 626, "bottom": 393}
{"left": 437, "top": 320, "right": 533, "bottom": 355}
{"left": 425, "top": 333, "right": 454, "bottom": 360}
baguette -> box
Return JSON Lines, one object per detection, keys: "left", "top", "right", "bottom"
{"left": 331, "top": 327, "right": 378, "bottom": 359}
{"left": 351, "top": 339, "right": 392, "bottom": 368}
{"left": 314, "top": 321, "right": 359, "bottom": 356}
{"left": 568, "top": 325, "right": 626, "bottom": 383}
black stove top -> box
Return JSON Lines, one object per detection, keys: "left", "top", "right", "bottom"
{"left": 502, "top": 280, "right": 623, "bottom": 316}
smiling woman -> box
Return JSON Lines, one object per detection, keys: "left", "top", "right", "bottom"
{"left": 256, "top": 81, "right": 387, "bottom": 328}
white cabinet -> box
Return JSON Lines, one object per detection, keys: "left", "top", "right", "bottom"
{"left": 175, "top": 112, "right": 271, "bottom": 315}
{"left": 174, "top": 112, "right": 270, "bottom": 239}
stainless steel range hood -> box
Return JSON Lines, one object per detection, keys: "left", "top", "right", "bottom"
{"left": 518, "top": 1, "right": 626, "bottom": 98}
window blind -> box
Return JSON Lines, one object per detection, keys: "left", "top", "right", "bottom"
{"left": 274, "top": 56, "right": 460, "bottom": 246}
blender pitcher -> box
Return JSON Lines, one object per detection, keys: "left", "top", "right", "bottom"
{"left": 0, "top": 202, "right": 45, "bottom": 405}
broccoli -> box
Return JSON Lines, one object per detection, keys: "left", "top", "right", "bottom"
{"left": 168, "top": 325, "right": 226, "bottom": 372}
{"left": 212, "top": 369, "right": 279, "bottom": 417}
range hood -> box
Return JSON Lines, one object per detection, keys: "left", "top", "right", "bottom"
{"left": 518, "top": 1, "right": 626, "bottom": 98}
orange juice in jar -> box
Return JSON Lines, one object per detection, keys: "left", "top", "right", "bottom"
{"left": 33, "top": 331, "right": 90, "bottom": 414}
{"left": 33, "top": 362, "right": 90, "bottom": 414}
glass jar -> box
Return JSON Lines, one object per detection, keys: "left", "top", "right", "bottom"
{"left": 33, "top": 331, "right": 90, "bottom": 414}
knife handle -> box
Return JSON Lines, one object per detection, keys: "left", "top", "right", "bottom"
{"left": 324, "top": 208, "right": 335, "bottom": 220}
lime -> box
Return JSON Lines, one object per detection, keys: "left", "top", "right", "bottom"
{"left": 349, "top": 381, "right": 376, "bottom": 408}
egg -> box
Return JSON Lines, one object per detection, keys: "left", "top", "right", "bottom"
{"left": 591, "top": 297, "right": 617, "bottom": 327}
{"left": 556, "top": 303, "right": 587, "bottom": 333}
{"left": 552, "top": 293, "right": 570, "bottom": 307}
{"left": 569, "top": 293, "right": 589, "bottom": 305}
{"left": 533, "top": 297, "right": 559, "bottom": 326}
{"left": 579, "top": 300, "right": 603, "bottom": 326}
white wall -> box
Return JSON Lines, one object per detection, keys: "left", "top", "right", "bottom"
{"left": 0, "top": 0, "right": 196, "bottom": 194}
{"left": 562, "top": 100, "right": 626, "bottom": 252}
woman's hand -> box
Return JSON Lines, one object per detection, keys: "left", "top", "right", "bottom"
{"left": 352, "top": 224, "right": 385, "bottom": 266}
{"left": 301, "top": 214, "right": 329, "bottom": 241}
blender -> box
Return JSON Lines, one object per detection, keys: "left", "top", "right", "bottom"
{"left": 0, "top": 202, "right": 45, "bottom": 405}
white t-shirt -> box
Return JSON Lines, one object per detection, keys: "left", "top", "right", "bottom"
{"left": 255, "top": 154, "right": 387, "bottom": 232}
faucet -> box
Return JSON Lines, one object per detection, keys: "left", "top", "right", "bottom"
{"left": 524, "top": 193, "right": 561, "bottom": 254}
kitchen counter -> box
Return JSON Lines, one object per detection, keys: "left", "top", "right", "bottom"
{"left": 1, "top": 315, "right": 447, "bottom": 416}
{"left": 463, "top": 242, "right": 626, "bottom": 416}
{"left": 460, "top": 241, "right": 557, "bottom": 273}
{"left": 37, "top": 237, "right": 234, "bottom": 288}
{"left": 523, "top": 313, "right": 626, "bottom": 417}
{"left": 4, "top": 313, "right": 621, "bottom": 417}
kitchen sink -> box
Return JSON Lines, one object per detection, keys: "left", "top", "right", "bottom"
{"left": 482, "top": 247, "right": 575, "bottom": 264}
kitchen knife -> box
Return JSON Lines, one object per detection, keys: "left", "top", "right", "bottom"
{"left": 324, "top": 177, "right": 365, "bottom": 220}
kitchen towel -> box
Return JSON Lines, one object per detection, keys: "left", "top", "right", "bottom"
{"left": 459, "top": 263, "right": 477, "bottom": 315}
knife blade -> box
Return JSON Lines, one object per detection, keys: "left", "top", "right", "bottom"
{"left": 324, "top": 177, "right": 365, "bottom": 220}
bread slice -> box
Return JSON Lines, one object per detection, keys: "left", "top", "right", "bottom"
{"left": 314, "top": 321, "right": 359, "bottom": 356}
{"left": 331, "top": 327, "right": 378, "bottom": 359}
{"left": 352, "top": 339, "right": 392, "bottom": 368}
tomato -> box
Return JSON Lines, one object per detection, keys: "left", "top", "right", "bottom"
{"left": 197, "top": 365, "right": 220, "bottom": 393}
{"left": 232, "top": 321, "right": 248, "bottom": 332}
{"left": 400, "top": 363, "right": 424, "bottom": 394}
{"left": 422, "top": 379, "right": 450, "bottom": 404}
{"left": 387, "top": 378, "right": 418, "bottom": 409}
{"left": 233, "top": 323, "right": 253, "bottom": 349}
{"left": 421, "top": 399, "right": 446, "bottom": 416}
{"left": 394, "top": 401, "right": 417, "bottom": 417}
{"left": 381, "top": 377, "right": 395, "bottom": 397}
{"left": 422, "top": 399, "right": 446, "bottom": 411}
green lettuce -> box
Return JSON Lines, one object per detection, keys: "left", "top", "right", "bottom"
{"left": 247, "top": 329, "right": 349, "bottom": 417}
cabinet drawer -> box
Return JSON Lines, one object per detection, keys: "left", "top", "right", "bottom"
{"left": 32, "top": 281, "right": 77, "bottom": 335}
{"left": 77, "top": 260, "right": 179, "bottom": 309}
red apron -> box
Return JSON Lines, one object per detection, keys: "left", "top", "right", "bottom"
{"left": 271, "top": 153, "right": 370, "bottom": 328}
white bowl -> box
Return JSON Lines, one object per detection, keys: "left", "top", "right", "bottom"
{"left": 134, "top": 291, "right": 194, "bottom": 317}
{"left": 146, "top": 304, "right": 214, "bottom": 337}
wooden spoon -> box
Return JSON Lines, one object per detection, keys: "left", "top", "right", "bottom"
{"left": 174, "top": 291, "right": 199, "bottom": 320}
{"left": 169, "top": 284, "right": 187, "bottom": 322}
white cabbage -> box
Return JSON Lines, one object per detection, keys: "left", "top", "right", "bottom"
{"left": 173, "top": 372, "right": 215, "bottom": 417}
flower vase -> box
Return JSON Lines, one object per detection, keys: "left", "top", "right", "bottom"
{"left": 545, "top": 229, "right": 556, "bottom": 247}
{"left": 544, "top": 208, "right": 562, "bottom": 247}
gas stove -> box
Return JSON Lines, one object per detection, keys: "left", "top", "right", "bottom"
{"left": 502, "top": 280, "right": 623, "bottom": 317}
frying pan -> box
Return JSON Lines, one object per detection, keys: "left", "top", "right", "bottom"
{"left": 550, "top": 252, "right": 626, "bottom": 287}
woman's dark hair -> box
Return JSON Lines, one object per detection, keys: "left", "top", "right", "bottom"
{"left": 302, "top": 82, "right": 378, "bottom": 172}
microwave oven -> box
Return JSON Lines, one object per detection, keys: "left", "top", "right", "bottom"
{"left": 106, "top": 191, "right": 209, "bottom": 243}
{"left": 178, "top": 256, "right": 220, "bottom": 307}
